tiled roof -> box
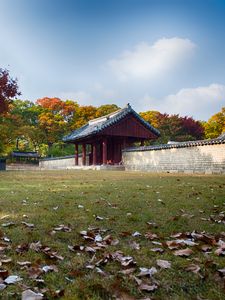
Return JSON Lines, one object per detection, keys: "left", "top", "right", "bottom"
{"left": 63, "top": 104, "right": 160, "bottom": 142}
{"left": 11, "top": 151, "right": 39, "bottom": 158}
{"left": 124, "top": 132, "right": 225, "bottom": 152}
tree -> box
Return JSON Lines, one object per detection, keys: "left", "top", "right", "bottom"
{"left": 0, "top": 68, "right": 20, "bottom": 114}
{"left": 95, "top": 104, "right": 120, "bottom": 118}
{"left": 204, "top": 107, "right": 225, "bottom": 139}
{"left": 140, "top": 110, "right": 204, "bottom": 144}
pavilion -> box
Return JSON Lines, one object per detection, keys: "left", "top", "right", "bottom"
{"left": 62, "top": 104, "right": 160, "bottom": 166}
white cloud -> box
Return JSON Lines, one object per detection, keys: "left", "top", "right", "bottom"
{"left": 108, "top": 37, "right": 196, "bottom": 81}
{"left": 138, "top": 83, "right": 225, "bottom": 120}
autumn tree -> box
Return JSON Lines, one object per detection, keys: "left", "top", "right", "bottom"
{"left": 140, "top": 110, "right": 204, "bottom": 144}
{"left": 36, "top": 97, "right": 79, "bottom": 150}
{"left": 74, "top": 105, "right": 97, "bottom": 128}
{"left": 95, "top": 104, "right": 120, "bottom": 118}
{"left": 0, "top": 68, "right": 20, "bottom": 115}
{"left": 204, "top": 107, "right": 225, "bottom": 139}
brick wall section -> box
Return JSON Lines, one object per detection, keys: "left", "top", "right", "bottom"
{"left": 122, "top": 144, "right": 225, "bottom": 174}
{"left": 39, "top": 155, "right": 89, "bottom": 170}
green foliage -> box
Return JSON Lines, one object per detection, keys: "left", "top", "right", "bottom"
{"left": 47, "top": 143, "right": 75, "bottom": 157}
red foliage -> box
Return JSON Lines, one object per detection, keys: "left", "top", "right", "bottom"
{"left": 0, "top": 68, "right": 20, "bottom": 114}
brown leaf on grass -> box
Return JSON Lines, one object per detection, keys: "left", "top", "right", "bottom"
{"left": 191, "top": 232, "right": 216, "bottom": 246}
{"left": 132, "top": 231, "right": 142, "bottom": 237}
{"left": 30, "top": 241, "right": 64, "bottom": 260}
{"left": 4, "top": 275, "right": 22, "bottom": 284}
{"left": 129, "top": 241, "right": 140, "bottom": 250}
{"left": 1, "top": 222, "right": 15, "bottom": 227}
{"left": 137, "top": 267, "right": 157, "bottom": 277}
{"left": 119, "top": 231, "right": 131, "bottom": 237}
{"left": 0, "top": 283, "right": 6, "bottom": 290}
{"left": 16, "top": 243, "right": 29, "bottom": 253}
{"left": 42, "top": 265, "right": 58, "bottom": 273}
{"left": 0, "top": 242, "right": 11, "bottom": 251}
{"left": 215, "top": 248, "right": 225, "bottom": 256}
{"left": 68, "top": 245, "right": 85, "bottom": 252}
{"left": 139, "top": 283, "right": 158, "bottom": 292}
{"left": 49, "top": 289, "right": 65, "bottom": 298}
{"left": 0, "top": 269, "right": 9, "bottom": 279}
{"left": 28, "top": 266, "right": 43, "bottom": 279}
{"left": 144, "top": 232, "right": 158, "bottom": 240}
{"left": 150, "top": 248, "right": 164, "bottom": 253}
{"left": 146, "top": 221, "right": 158, "bottom": 228}
{"left": 119, "top": 268, "right": 136, "bottom": 275}
{"left": 217, "top": 268, "right": 225, "bottom": 277}
{"left": 201, "top": 245, "right": 212, "bottom": 252}
{"left": 95, "top": 216, "right": 104, "bottom": 221}
{"left": 165, "top": 240, "right": 181, "bottom": 250}
{"left": 22, "top": 222, "right": 34, "bottom": 229}
{"left": 0, "top": 258, "right": 12, "bottom": 265}
{"left": 173, "top": 248, "right": 193, "bottom": 257}
{"left": 111, "top": 251, "right": 136, "bottom": 267}
{"left": 185, "top": 263, "right": 201, "bottom": 273}
{"left": 22, "top": 289, "right": 43, "bottom": 300}
{"left": 156, "top": 259, "right": 171, "bottom": 269}
{"left": 17, "top": 261, "right": 32, "bottom": 267}
{"left": 30, "top": 241, "right": 42, "bottom": 252}
{"left": 54, "top": 224, "right": 71, "bottom": 232}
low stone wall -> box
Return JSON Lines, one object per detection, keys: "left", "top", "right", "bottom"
{"left": 122, "top": 144, "right": 225, "bottom": 174}
{"left": 39, "top": 155, "right": 89, "bottom": 170}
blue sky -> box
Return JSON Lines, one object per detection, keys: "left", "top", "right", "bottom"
{"left": 0, "top": 0, "right": 225, "bottom": 120}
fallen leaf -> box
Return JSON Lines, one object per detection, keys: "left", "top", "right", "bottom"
{"left": 145, "top": 232, "right": 158, "bottom": 240}
{"left": 139, "top": 283, "right": 158, "bottom": 292}
{"left": 22, "top": 222, "right": 34, "bottom": 228}
{"left": 22, "top": 289, "right": 44, "bottom": 300}
{"left": 42, "top": 265, "right": 58, "bottom": 273}
{"left": 185, "top": 263, "right": 201, "bottom": 273}
{"left": 1, "top": 222, "right": 15, "bottom": 227}
{"left": 156, "top": 259, "right": 171, "bottom": 269}
{"left": 119, "top": 268, "right": 136, "bottom": 275}
{"left": 132, "top": 231, "right": 142, "bottom": 237}
{"left": 54, "top": 224, "right": 71, "bottom": 232}
{"left": 138, "top": 267, "right": 157, "bottom": 277}
{"left": 173, "top": 248, "right": 193, "bottom": 257}
{"left": 0, "top": 283, "right": 6, "bottom": 290}
{"left": 150, "top": 248, "right": 164, "bottom": 253}
{"left": 129, "top": 241, "right": 140, "bottom": 250}
{"left": 95, "top": 216, "right": 104, "bottom": 221}
{"left": 4, "top": 275, "right": 22, "bottom": 284}
{"left": 217, "top": 268, "right": 225, "bottom": 277}
{"left": 17, "top": 261, "right": 32, "bottom": 267}
{"left": 0, "top": 269, "right": 9, "bottom": 279}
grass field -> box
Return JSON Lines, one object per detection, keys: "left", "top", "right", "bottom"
{"left": 0, "top": 170, "right": 225, "bottom": 300}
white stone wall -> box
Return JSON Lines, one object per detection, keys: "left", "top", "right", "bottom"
{"left": 39, "top": 155, "right": 89, "bottom": 170}
{"left": 122, "top": 144, "right": 225, "bottom": 174}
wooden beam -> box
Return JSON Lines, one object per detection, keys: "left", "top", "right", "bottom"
{"left": 75, "top": 144, "right": 79, "bottom": 166}
{"left": 82, "top": 144, "right": 86, "bottom": 166}
{"left": 102, "top": 138, "right": 107, "bottom": 165}
{"left": 93, "top": 143, "right": 97, "bottom": 165}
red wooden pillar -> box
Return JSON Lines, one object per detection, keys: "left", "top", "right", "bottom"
{"left": 75, "top": 144, "right": 79, "bottom": 166}
{"left": 140, "top": 140, "right": 144, "bottom": 146}
{"left": 93, "top": 143, "right": 97, "bottom": 165}
{"left": 82, "top": 143, "right": 86, "bottom": 166}
{"left": 102, "top": 138, "right": 107, "bottom": 165}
